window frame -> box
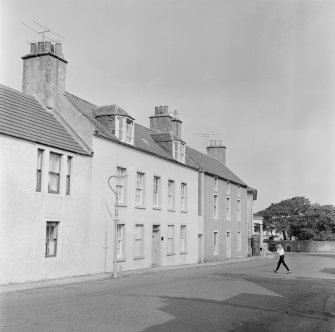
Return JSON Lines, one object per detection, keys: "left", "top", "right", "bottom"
{"left": 36, "top": 149, "right": 44, "bottom": 192}
{"left": 115, "top": 115, "right": 134, "bottom": 145}
{"left": 226, "top": 197, "right": 231, "bottom": 220}
{"left": 48, "top": 152, "right": 62, "bottom": 194}
{"left": 237, "top": 185, "right": 241, "bottom": 197}
{"left": 153, "top": 176, "right": 161, "bottom": 209}
{"left": 167, "top": 225, "right": 175, "bottom": 255}
{"left": 237, "top": 199, "right": 241, "bottom": 221}
{"left": 214, "top": 176, "right": 219, "bottom": 191}
{"left": 116, "top": 166, "right": 127, "bottom": 205}
{"left": 134, "top": 224, "right": 144, "bottom": 259}
{"left": 66, "top": 156, "right": 72, "bottom": 195}
{"left": 237, "top": 230, "right": 241, "bottom": 252}
{"left": 181, "top": 183, "right": 187, "bottom": 211}
{"left": 213, "top": 194, "right": 219, "bottom": 219}
{"left": 135, "top": 172, "right": 145, "bottom": 207}
{"left": 180, "top": 225, "right": 187, "bottom": 253}
{"left": 213, "top": 231, "right": 219, "bottom": 256}
{"left": 45, "top": 221, "right": 59, "bottom": 258}
{"left": 117, "top": 224, "right": 126, "bottom": 260}
{"left": 227, "top": 181, "right": 230, "bottom": 195}
{"left": 172, "top": 141, "right": 186, "bottom": 163}
{"left": 168, "top": 179, "right": 175, "bottom": 211}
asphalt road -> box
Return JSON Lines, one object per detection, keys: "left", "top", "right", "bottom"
{"left": 1, "top": 253, "right": 335, "bottom": 331}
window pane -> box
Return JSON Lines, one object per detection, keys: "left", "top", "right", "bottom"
{"left": 180, "top": 226, "right": 186, "bottom": 252}
{"left": 45, "top": 222, "right": 58, "bottom": 257}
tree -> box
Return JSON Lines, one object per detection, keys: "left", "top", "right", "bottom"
{"left": 290, "top": 204, "right": 335, "bottom": 240}
{"left": 259, "top": 197, "right": 311, "bottom": 240}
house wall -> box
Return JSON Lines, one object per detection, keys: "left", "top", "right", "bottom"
{"left": 0, "top": 135, "right": 92, "bottom": 284}
{"left": 203, "top": 175, "right": 248, "bottom": 262}
{"left": 86, "top": 136, "right": 199, "bottom": 274}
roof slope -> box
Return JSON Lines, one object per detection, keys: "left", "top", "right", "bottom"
{"left": 66, "top": 91, "right": 199, "bottom": 169}
{"left": 186, "top": 145, "right": 247, "bottom": 186}
{"left": 0, "top": 84, "right": 90, "bottom": 155}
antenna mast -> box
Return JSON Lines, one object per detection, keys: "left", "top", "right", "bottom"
{"left": 21, "top": 20, "right": 64, "bottom": 43}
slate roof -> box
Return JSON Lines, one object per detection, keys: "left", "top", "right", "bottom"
{"left": 65, "top": 92, "right": 199, "bottom": 169}
{"left": 0, "top": 84, "right": 90, "bottom": 155}
{"left": 186, "top": 145, "right": 247, "bottom": 186}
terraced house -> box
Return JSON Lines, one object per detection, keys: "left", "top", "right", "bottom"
{"left": 0, "top": 41, "right": 256, "bottom": 284}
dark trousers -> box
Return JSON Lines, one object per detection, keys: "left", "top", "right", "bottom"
{"left": 276, "top": 255, "right": 289, "bottom": 271}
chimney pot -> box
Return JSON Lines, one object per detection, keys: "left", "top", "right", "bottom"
{"left": 30, "top": 43, "right": 37, "bottom": 53}
{"left": 37, "top": 42, "right": 44, "bottom": 53}
{"left": 44, "top": 41, "right": 51, "bottom": 52}
{"left": 55, "top": 43, "right": 62, "bottom": 57}
{"left": 163, "top": 106, "right": 168, "bottom": 114}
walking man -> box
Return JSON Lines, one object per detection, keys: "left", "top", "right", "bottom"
{"left": 273, "top": 244, "right": 291, "bottom": 274}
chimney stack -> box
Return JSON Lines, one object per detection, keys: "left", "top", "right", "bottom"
{"left": 207, "top": 140, "right": 226, "bottom": 165}
{"left": 149, "top": 105, "right": 173, "bottom": 133}
{"left": 171, "top": 110, "right": 182, "bottom": 139}
{"left": 22, "top": 41, "right": 67, "bottom": 109}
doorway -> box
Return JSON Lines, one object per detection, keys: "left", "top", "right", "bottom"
{"left": 152, "top": 225, "right": 161, "bottom": 266}
{"left": 198, "top": 234, "right": 202, "bottom": 263}
{"left": 226, "top": 231, "right": 231, "bottom": 259}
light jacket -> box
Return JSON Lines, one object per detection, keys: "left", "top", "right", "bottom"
{"left": 277, "top": 248, "right": 284, "bottom": 256}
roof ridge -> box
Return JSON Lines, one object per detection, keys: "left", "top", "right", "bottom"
{"left": 186, "top": 144, "right": 247, "bottom": 186}
{"left": 65, "top": 91, "right": 97, "bottom": 107}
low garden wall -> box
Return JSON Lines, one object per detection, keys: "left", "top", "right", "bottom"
{"left": 266, "top": 240, "right": 335, "bottom": 253}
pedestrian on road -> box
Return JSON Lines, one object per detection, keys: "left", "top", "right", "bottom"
{"left": 273, "top": 244, "right": 291, "bottom": 274}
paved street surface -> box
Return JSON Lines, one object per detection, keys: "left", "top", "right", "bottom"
{"left": 1, "top": 253, "right": 335, "bottom": 331}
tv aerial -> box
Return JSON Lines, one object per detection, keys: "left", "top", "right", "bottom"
{"left": 21, "top": 20, "right": 64, "bottom": 43}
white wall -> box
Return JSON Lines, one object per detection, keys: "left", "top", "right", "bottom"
{"left": 0, "top": 135, "right": 92, "bottom": 284}
{"left": 87, "top": 136, "right": 199, "bottom": 274}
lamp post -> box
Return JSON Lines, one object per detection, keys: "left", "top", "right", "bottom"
{"left": 108, "top": 175, "right": 126, "bottom": 278}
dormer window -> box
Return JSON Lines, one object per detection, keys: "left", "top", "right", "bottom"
{"left": 115, "top": 116, "right": 134, "bottom": 144}
{"left": 173, "top": 141, "right": 185, "bottom": 163}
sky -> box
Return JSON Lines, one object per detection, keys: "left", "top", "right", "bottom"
{"left": 1, "top": 0, "right": 334, "bottom": 212}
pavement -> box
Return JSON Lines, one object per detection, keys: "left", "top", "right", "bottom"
{"left": 1, "top": 252, "right": 334, "bottom": 295}
{"left": 0, "top": 255, "right": 268, "bottom": 294}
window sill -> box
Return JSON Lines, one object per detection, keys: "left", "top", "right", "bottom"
{"left": 180, "top": 251, "right": 188, "bottom": 255}
{"left": 133, "top": 256, "right": 145, "bottom": 260}
{"left": 167, "top": 252, "right": 175, "bottom": 256}
{"left": 152, "top": 207, "right": 162, "bottom": 211}
{"left": 180, "top": 209, "right": 188, "bottom": 213}
{"left": 37, "top": 191, "right": 71, "bottom": 198}
{"left": 117, "top": 203, "right": 128, "bottom": 208}
{"left": 117, "top": 258, "right": 126, "bottom": 262}
{"left": 135, "top": 205, "right": 146, "bottom": 209}
{"left": 167, "top": 209, "right": 176, "bottom": 212}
